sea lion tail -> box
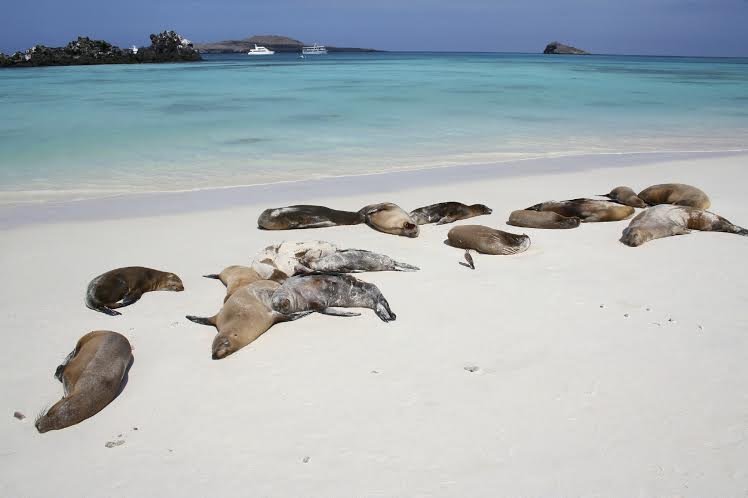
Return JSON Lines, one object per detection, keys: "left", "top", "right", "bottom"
{"left": 203, "top": 274, "right": 220, "bottom": 279}
{"left": 735, "top": 227, "right": 748, "bottom": 236}
{"left": 186, "top": 315, "right": 217, "bottom": 327}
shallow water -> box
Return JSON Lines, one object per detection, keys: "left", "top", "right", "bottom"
{"left": 1, "top": 52, "right": 747, "bottom": 203}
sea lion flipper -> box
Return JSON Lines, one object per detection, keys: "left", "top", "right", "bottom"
{"left": 186, "top": 315, "right": 217, "bottom": 327}
{"left": 393, "top": 261, "right": 420, "bottom": 272}
{"left": 117, "top": 291, "right": 143, "bottom": 308}
{"left": 318, "top": 308, "right": 361, "bottom": 317}
{"left": 374, "top": 301, "right": 396, "bottom": 322}
{"left": 436, "top": 215, "right": 457, "bottom": 225}
{"left": 203, "top": 274, "right": 220, "bottom": 279}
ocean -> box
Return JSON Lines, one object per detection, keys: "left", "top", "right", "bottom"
{"left": 1, "top": 52, "right": 747, "bottom": 204}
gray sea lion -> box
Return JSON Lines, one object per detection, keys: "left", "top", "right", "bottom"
{"left": 294, "top": 249, "right": 419, "bottom": 274}
{"left": 36, "top": 331, "right": 132, "bottom": 433}
{"left": 257, "top": 205, "right": 364, "bottom": 230}
{"left": 359, "top": 203, "right": 419, "bottom": 238}
{"left": 507, "top": 209, "right": 581, "bottom": 229}
{"left": 271, "top": 274, "right": 397, "bottom": 322}
{"left": 252, "top": 241, "right": 338, "bottom": 280}
{"left": 526, "top": 199, "right": 635, "bottom": 222}
{"left": 638, "top": 183, "right": 711, "bottom": 209}
{"left": 600, "top": 186, "right": 648, "bottom": 208}
{"left": 85, "top": 267, "right": 184, "bottom": 316}
{"left": 186, "top": 280, "right": 314, "bottom": 360}
{"left": 620, "top": 204, "right": 748, "bottom": 247}
{"left": 446, "top": 225, "right": 531, "bottom": 255}
{"left": 409, "top": 202, "right": 492, "bottom": 225}
{"left": 204, "top": 265, "right": 283, "bottom": 302}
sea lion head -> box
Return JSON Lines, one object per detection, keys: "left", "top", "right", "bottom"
{"left": 603, "top": 186, "right": 648, "bottom": 208}
{"left": 270, "top": 289, "right": 295, "bottom": 315}
{"left": 161, "top": 273, "right": 185, "bottom": 292}
{"left": 470, "top": 204, "right": 493, "bottom": 215}
{"left": 620, "top": 227, "right": 652, "bottom": 247}
{"left": 211, "top": 334, "right": 237, "bottom": 360}
{"left": 35, "top": 402, "right": 67, "bottom": 433}
{"left": 400, "top": 221, "right": 419, "bottom": 238}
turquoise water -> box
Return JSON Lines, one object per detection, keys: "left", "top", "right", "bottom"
{"left": 1, "top": 52, "right": 747, "bottom": 203}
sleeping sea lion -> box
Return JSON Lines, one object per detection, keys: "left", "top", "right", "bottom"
{"left": 85, "top": 267, "right": 184, "bottom": 316}
{"left": 251, "top": 241, "right": 339, "bottom": 280}
{"left": 507, "top": 209, "right": 581, "bottom": 229}
{"left": 186, "top": 280, "right": 315, "bottom": 359}
{"left": 203, "top": 265, "right": 282, "bottom": 302}
{"left": 620, "top": 204, "right": 748, "bottom": 247}
{"left": 526, "top": 199, "right": 634, "bottom": 222}
{"left": 600, "top": 186, "right": 648, "bottom": 208}
{"left": 294, "top": 249, "right": 419, "bottom": 274}
{"left": 409, "top": 202, "right": 492, "bottom": 225}
{"left": 36, "top": 331, "right": 132, "bottom": 433}
{"left": 359, "top": 203, "right": 419, "bottom": 238}
{"left": 271, "top": 274, "right": 397, "bottom": 322}
{"left": 446, "top": 225, "right": 530, "bottom": 255}
{"left": 257, "top": 205, "right": 364, "bottom": 230}
{"left": 638, "top": 183, "right": 711, "bottom": 209}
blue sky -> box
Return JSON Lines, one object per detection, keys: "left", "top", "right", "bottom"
{"left": 1, "top": 0, "right": 747, "bottom": 56}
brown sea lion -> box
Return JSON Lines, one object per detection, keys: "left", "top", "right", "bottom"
{"left": 507, "top": 209, "right": 581, "bottom": 229}
{"left": 359, "top": 203, "right": 419, "bottom": 238}
{"left": 257, "top": 205, "right": 364, "bottom": 230}
{"left": 409, "top": 202, "right": 492, "bottom": 225}
{"left": 203, "top": 265, "right": 283, "bottom": 302}
{"left": 36, "top": 331, "right": 132, "bottom": 433}
{"left": 600, "top": 186, "right": 648, "bottom": 208}
{"left": 85, "top": 267, "right": 184, "bottom": 316}
{"left": 638, "top": 183, "right": 711, "bottom": 209}
{"left": 620, "top": 204, "right": 748, "bottom": 247}
{"left": 186, "top": 280, "right": 315, "bottom": 360}
{"left": 271, "top": 274, "right": 397, "bottom": 322}
{"left": 526, "top": 199, "right": 634, "bottom": 222}
{"left": 446, "top": 225, "right": 531, "bottom": 255}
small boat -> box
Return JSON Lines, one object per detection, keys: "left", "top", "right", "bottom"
{"left": 248, "top": 45, "right": 275, "bottom": 55}
{"left": 302, "top": 44, "right": 328, "bottom": 55}
{"left": 130, "top": 45, "right": 138, "bottom": 54}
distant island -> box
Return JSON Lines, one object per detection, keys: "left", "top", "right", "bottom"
{"left": 543, "top": 41, "right": 590, "bottom": 55}
{"left": 0, "top": 31, "right": 201, "bottom": 68}
{"left": 195, "top": 35, "right": 380, "bottom": 53}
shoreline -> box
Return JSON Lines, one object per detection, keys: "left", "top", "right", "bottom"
{"left": 1, "top": 149, "right": 746, "bottom": 230}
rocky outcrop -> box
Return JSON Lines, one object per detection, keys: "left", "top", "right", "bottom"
{"left": 195, "top": 34, "right": 379, "bottom": 53}
{"left": 543, "top": 41, "right": 590, "bottom": 55}
{"left": 0, "top": 31, "right": 201, "bottom": 68}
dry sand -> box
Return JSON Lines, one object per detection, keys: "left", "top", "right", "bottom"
{"left": 1, "top": 152, "right": 747, "bottom": 497}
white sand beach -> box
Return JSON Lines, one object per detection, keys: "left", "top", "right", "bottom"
{"left": 1, "top": 152, "right": 747, "bottom": 497}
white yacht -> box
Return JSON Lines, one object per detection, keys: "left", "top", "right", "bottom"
{"left": 302, "top": 44, "right": 328, "bottom": 55}
{"left": 248, "top": 45, "right": 275, "bottom": 55}
{"left": 130, "top": 45, "right": 138, "bottom": 54}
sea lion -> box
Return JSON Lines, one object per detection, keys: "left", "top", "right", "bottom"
{"left": 271, "top": 274, "right": 397, "bottom": 322}
{"left": 294, "top": 249, "right": 419, "bottom": 274}
{"left": 359, "top": 203, "right": 419, "bottom": 238}
{"left": 600, "top": 186, "right": 648, "bottom": 208}
{"left": 409, "top": 202, "right": 492, "bottom": 225}
{"left": 507, "top": 209, "right": 581, "bottom": 229}
{"left": 203, "top": 265, "right": 281, "bottom": 302}
{"left": 257, "top": 205, "right": 364, "bottom": 230}
{"left": 85, "top": 267, "right": 184, "bottom": 316}
{"left": 251, "top": 241, "right": 339, "bottom": 280}
{"left": 526, "top": 199, "right": 635, "bottom": 222}
{"left": 36, "top": 331, "right": 132, "bottom": 433}
{"left": 638, "top": 183, "right": 711, "bottom": 209}
{"left": 620, "top": 204, "right": 748, "bottom": 247}
{"left": 186, "top": 280, "right": 314, "bottom": 360}
{"left": 446, "top": 225, "right": 530, "bottom": 255}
